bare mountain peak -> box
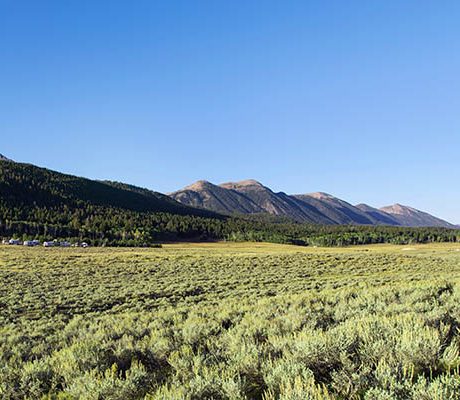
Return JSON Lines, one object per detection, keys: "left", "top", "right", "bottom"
{"left": 380, "top": 204, "right": 453, "bottom": 228}
{"left": 355, "top": 203, "right": 376, "bottom": 212}
{"left": 238, "top": 179, "right": 263, "bottom": 186}
{"left": 219, "top": 179, "right": 266, "bottom": 190}
{"left": 169, "top": 179, "right": 266, "bottom": 215}
{"left": 183, "top": 180, "right": 215, "bottom": 191}
{"left": 381, "top": 204, "right": 418, "bottom": 215}
{"left": 307, "top": 192, "right": 336, "bottom": 200}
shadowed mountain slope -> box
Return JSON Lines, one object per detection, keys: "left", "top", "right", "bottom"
{"left": 355, "top": 203, "right": 401, "bottom": 226}
{"left": 292, "top": 193, "right": 378, "bottom": 225}
{"left": 169, "top": 180, "right": 265, "bottom": 215}
{"left": 171, "top": 180, "right": 455, "bottom": 228}
{"left": 380, "top": 204, "right": 455, "bottom": 228}
{"left": 218, "top": 180, "right": 330, "bottom": 223}
{"left": 171, "top": 180, "right": 338, "bottom": 223}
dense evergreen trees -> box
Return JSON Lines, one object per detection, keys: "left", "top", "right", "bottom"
{"left": 1, "top": 208, "right": 459, "bottom": 247}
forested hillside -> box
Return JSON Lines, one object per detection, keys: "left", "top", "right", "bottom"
{"left": 0, "top": 160, "right": 226, "bottom": 245}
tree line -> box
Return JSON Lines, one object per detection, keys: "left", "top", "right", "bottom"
{"left": 1, "top": 206, "right": 459, "bottom": 247}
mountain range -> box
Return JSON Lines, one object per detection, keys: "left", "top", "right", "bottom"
{"left": 170, "top": 180, "right": 456, "bottom": 228}
{"left": 0, "top": 154, "right": 456, "bottom": 229}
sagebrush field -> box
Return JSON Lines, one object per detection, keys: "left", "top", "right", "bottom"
{"left": 1, "top": 243, "right": 460, "bottom": 399}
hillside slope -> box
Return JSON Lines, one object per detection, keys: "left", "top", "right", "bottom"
{"left": 0, "top": 160, "right": 226, "bottom": 245}
{"left": 171, "top": 180, "right": 340, "bottom": 224}
{"left": 293, "top": 193, "right": 378, "bottom": 225}
{"left": 0, "top": 161, "right": 217, "bottom": 217}
{"left": 169, "top": 180, "right": 265, "bottom": 214}
{"left": 355, "top": 203, "right": 401, "bottom": 225}
{"left": 218, "top": 180, "right": 332, "bottom": 223}
{"left": 380, "top": 204, "right": 455, "bottom": 228}
{"left": 172, "top": 181, "right": 384, "bottom": 225}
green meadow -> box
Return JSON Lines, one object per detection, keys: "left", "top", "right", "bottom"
{"left": 1, "top": 243, "right": 460, "bottom": 399}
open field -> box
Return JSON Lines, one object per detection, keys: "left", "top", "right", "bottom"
{"left": 1, "top": 242, "right": 460, "bottom": 399}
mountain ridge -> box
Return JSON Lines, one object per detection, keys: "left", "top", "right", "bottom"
{"left": 379, "top": 203, "right": 455, "bottom": 228}
{"left": 1, "top": 154, "right": 455, "bottom": 229}
{"left": 355, "top": 203, "right": 401, "bottom": 226}
{"left": 1, "top": 158, "right": 458, "bottom": 248}
{"left": 171, "top": 179, "right": 455, "bottom": 228}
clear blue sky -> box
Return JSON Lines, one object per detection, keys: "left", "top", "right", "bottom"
{"left": 1, "top": 1, "right": 459, "bottom": 222}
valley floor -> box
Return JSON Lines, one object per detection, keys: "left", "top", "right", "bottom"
{"left": 1, "top": 243, "right": 460, "bottom": 399}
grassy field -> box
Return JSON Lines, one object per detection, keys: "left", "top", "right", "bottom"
{"left": 1, "top": 242, "right": 460, "bottom": 399}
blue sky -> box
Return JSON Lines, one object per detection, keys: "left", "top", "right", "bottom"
{"left": 1, "top": 1, "right": 459, "bottom": 222}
